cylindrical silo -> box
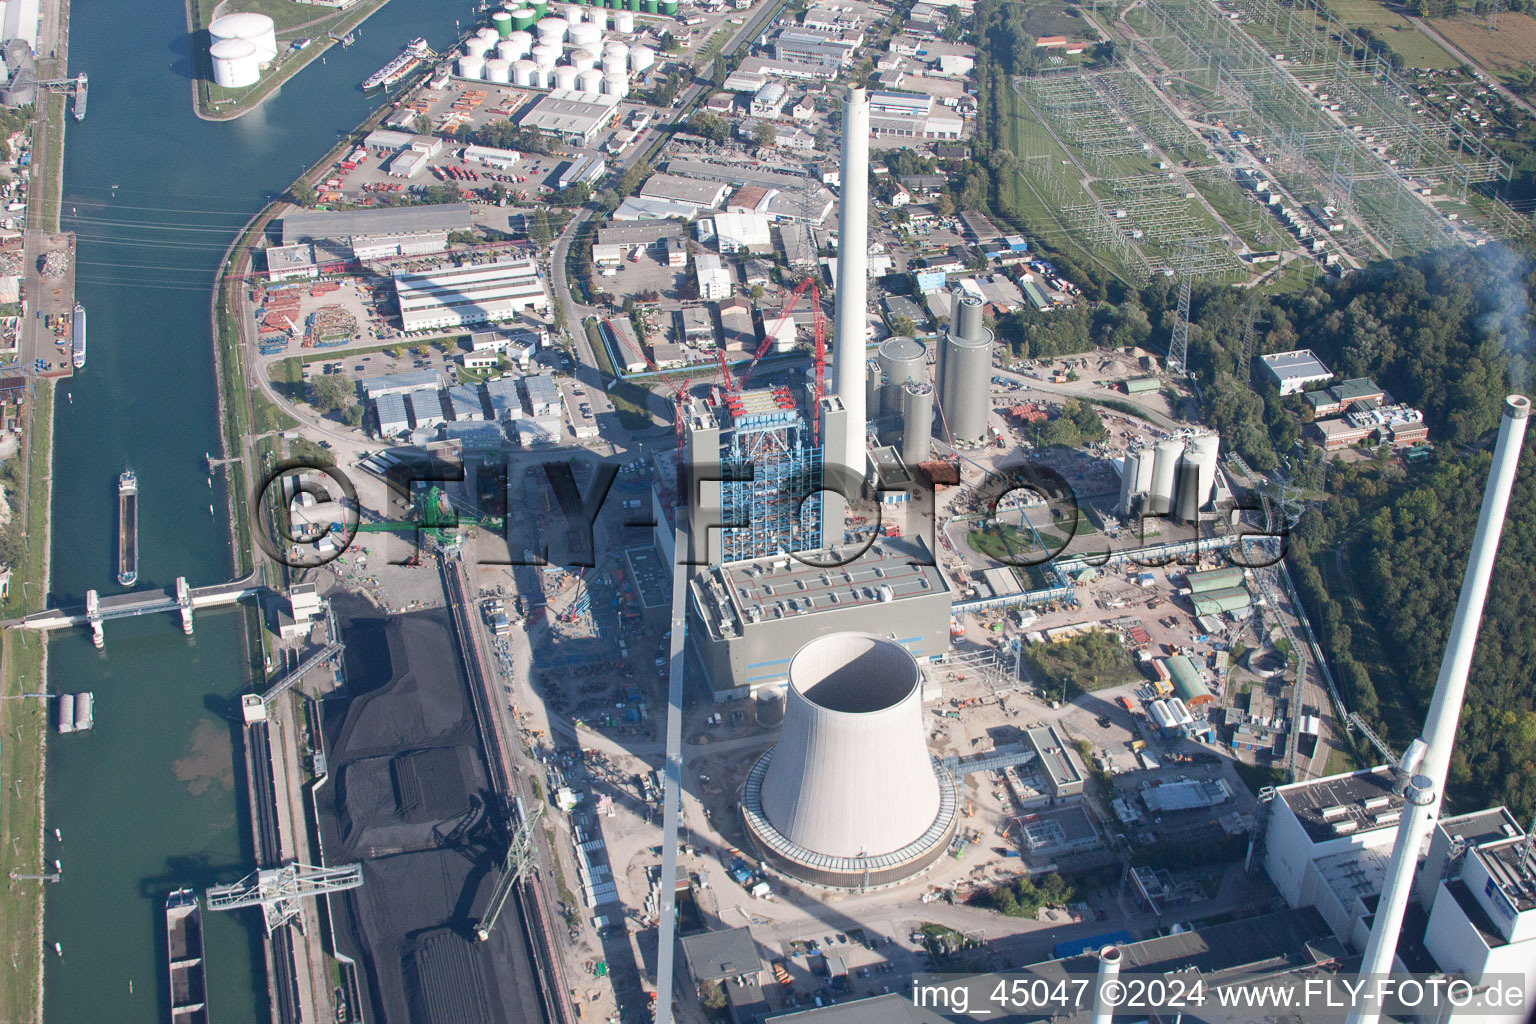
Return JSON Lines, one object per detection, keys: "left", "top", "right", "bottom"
{"left": 458, "top": 53, "right": 486, "bottom": 79}
{"left": 485, "top": 57, "right": 512, "bottom": 83}
{"left": 512, "top": 58, "right": 537, "bottom": 85}
{"left": 645, "top": 0, "right": 659, "bottom": 13}
{"left": 590, "top": 8, "right": 608, "bottom": 31}
{"left": 876, "top": 336, "right": 926, "bottom": 418}
{"left": 570, "top": 21, "right": 602, "bottom": 49}
{"left": 601, "top": 53, "right": 625, "bottom": 76}
{"left": 572, "top": 48, "right": 601, "bottom": 71}
{"left": 532, "top": 0, "right": 548, "bottom": 17}
{"left": 533, "top": 65, "right": 553, "bottom": 88}
{"left": 1148, "top": 438, "right": 1182, "bottom": 516}
{"left": 754, "top": 686, "right": 786, "bottom": 728}
{"left": 603, "top": 39, "right": 628, "bottom": 59}
{"left": 537, "top": 16, "right": 568, "bottom": 42}
{"left": 577, "top": 67, "right": 604, "bottom": 95}
{"left": 614, "top": 8, "right": 634, "bottom": 30}
{"left": 743, "top": 633, "right": 957, "bottom": 888}
{"left": 465, "top": 36, "right": 493, "bottom": 58}
{"left": 512, "top": 6, "right": 536, "bottom": 29}
{"left": 1191, "top": 433, "right": 1219, "bottom": 507}
{"left": 57, "top": 693, "right": 75, "bottom": 734}
{"left": 532, "top": 42, "right": 560, "bottom": 67}
{"left": 602, "top": 71, "right": 628, "bottom": 97}
{"left": 662, "top": 0, "right": 678, "bottom": 12}
{"left": 210, "top": 12, "right": 278, "bottom": 62}
{"left": 900, "top": 381, "right": 934, "bottom": 467}
{"left": 553, "top": 65, "right": 579, "bottom": 90}
{"left": 1176, "top": 442, "right": 1210, "bottom": 524}
{"left": 1117, "top": 448, "right": 1145, "bottom": 516}
{"left": 210, "top": 38, "right": 261, "bottom": 88}
{"left": 628, "top": 43, "right": 653, "bottom": 71}
{"left": 938, "top": 305, "right": 992, "bottom": 444}
{"left": 492, "top": 10, "right": 513, "bottom": 35}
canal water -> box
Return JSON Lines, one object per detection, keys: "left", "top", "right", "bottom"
{"left": 44, "top": 1, "right": 470, "bottom": 1019}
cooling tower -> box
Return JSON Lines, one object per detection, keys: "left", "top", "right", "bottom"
{"left": 1147, "top": 438, "right": 1182, "bottom": 516}
{"left": 899, "top": 381, "right": 934, "bottom": 467}
{"left": 876, "top": 336, "right": 925, "bottom": 417}
{"left": 741, "top": 633, "right": 958, "bottom": 888}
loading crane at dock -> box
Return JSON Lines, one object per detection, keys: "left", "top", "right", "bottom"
{"left": 335, "top": 486, "right": 503, "bottom": 541}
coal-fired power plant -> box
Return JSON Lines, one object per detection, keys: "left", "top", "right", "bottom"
{"left": 740, "top": 633, "right": 958, "bottom": 888}
{"left": 831, "top": 86, "right": 871, "bottom": 484}
{"left": 937, "top": 292, "right": 993, "bottom": 444}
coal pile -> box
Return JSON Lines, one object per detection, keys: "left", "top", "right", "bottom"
{"left": 317, "top": 605, "right": 545, "bottom": 1024}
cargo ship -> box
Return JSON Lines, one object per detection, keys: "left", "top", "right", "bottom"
{"left": 117, "top": 470, "right": 137, "bottom": 587}
{"left": 72, "top": 73, "right": 86, "bottom": 122}
{"left": 71, "top": 304, "right": 85, "bottom": 368}
{"left": 166, "top": 889, "right": 209, "bottom": 1024}
{"left": 361, "top": 37, "right": 430, "bottom": 90}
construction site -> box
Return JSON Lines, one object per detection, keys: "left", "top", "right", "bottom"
{"left": 1005, "top": 0, "right": 1521, "bottom": 289}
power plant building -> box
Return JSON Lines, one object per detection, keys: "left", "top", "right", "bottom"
{"left": 740, "top": 633, "right": 959, "bottom": 887}
{"left": 687, "top": 535, "right": 951, "bottom": 698}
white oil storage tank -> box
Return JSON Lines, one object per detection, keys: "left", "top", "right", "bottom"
{"left": 577, "top": 67, "right": 604, "bottom": 96}
{"left": 536, "top": 17, "right": 567, "bottom": 42}
{"left": 210, "top": 12, "right": 278, "bottom": 62}
{"left": 484, "top": 57, "right": 512, "bottom": 83}
{"left": 590, "top": 8, "right": 608, "bottom": 31}
{"left": 477, "top": 26, "right": 501, "bottom": 43}
{"left": 601, "top": 53, "right": 625, "bottom": 76}
{"left": 464, "top": 36, "right": 494, "bottom": 58}
{"left": 569, "top": 22, "right": 602, "bottom": 49}
{"left": 496, "top": 36, "right": 528, "bottom": 60}
{"left": 458, "top": 53, "right": 486, "bottom": 79}
{"left": 553, "top": 65, "right": 578, "bottom": 90}
{"left": 614, "top": 9, "right": 635, "bottom": 32}
{"left": 602, "top": 71, "right": 628, "bottom": 97}
{"left": 1148, "top": 438, "right": 1183, "bottom": 516}
{"left": 531, "top": 42, "right": 560, "bottom": 67}
{"left": 628, "top": 44, "right": 654, "bottom": 72}
{"left": 532, "top": 65, "right": 552, "bottom": 88}
{"left": 210, "top": 38, "right": 261, "bottom": 88}
{"left": 571, "top": 48, "right": 601, "bottom": 71}
{"left": 507, "top": 29, "right": 534, "bottom": 56}
{"left": 512, "top": 58, "right": 536, "bottom": 85}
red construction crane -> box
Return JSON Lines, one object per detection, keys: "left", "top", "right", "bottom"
{"left": 732, "top": 275, "right": 821, "bottom": 395}
{"left": 809, "top": 280, "right": 826, "bottom": 446}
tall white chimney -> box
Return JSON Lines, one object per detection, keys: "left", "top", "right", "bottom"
{"left": 831, "top": 86, "right": 870, "bottom": 482}
{"left": 1346, "top": 394, "right": 1527, "bottom": 1024}
{"left": 1091, "top": 945, "right": 1122, "bottom": 1024}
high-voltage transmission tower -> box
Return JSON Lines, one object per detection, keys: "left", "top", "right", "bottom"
{"left": 206, "top": 862, "right": 363, "bottom": 935}
{"left": 476, "top": 798, "right": 543, "bottom": 941}
{"left": 1168, "top": 269, "right": 1193, "bottom": 376}
{"left": 1240, "top": 303, "right": 1263, "bottom": 384}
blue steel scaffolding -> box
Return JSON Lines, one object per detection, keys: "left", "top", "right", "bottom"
{"left": 718, "top": 392, "right": 823, "bottom": 563}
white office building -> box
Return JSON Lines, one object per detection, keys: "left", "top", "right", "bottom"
{"left": 696, "top": 254, "right": 732, "bottom": 301}
{"left": 393, "top": 258, "right": 549, "bottom": 331}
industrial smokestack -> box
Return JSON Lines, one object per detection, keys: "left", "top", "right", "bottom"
{"left": 831, "top": 86, "right": 871, "bottom": 482}
{"left": 1344, "top": 776, "right": 1437, "bottom": 1024}
{"left": 1414, "top": 393, "right": 1528, "bottom": 826}
{"left": 1091, "top": 945, "right": 1122, "bottom": 1024}
{"left": 1348, "top": 395, "right": 1527, "bottom": 1023}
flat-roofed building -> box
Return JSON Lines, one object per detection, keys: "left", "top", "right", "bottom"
{"left": 1261, "top": 348, "right": 1334, "bottom": 395}
{"left": 714, "top": 211, "right": 772, "bottom": 254}
{"left": 462, "top": 144, "right": 521, "bottom": 170}
{"left": 1311, "top": 417, "right": 1373, "bottom": 451}
{"left": 359, "top": 369, "right": 443, "bottom": 399}
{"left": 351, "top": 230, "right": 449, "bottom": 260}
{"left": 517, "top": 90, "right": 622, "bottom": 146}
{"left": 446, "top": 384, "right": 485, "bottom": 421}
{"left": 639, "top": 173, "right": 730, "bottom": 211}
{"left": 1023, "top": 725, "right": 1083, "bottom": 800}
{"left": 266, "top": 243, "right": 317, "bottom": 282}
{"left": 281, "top": 204, "right": 473, "bottom": 251}
{"left": 373, "top": 392, "right": 411, "bottom": 436}
{"left": 696, "top": 253, "right": 732, "bottom": 301}
{"left": 393, "top": 257, "right": 548, "bottom": 331}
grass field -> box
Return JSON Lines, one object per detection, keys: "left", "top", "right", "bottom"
{"left": 0, "top": 631, "right": 45, "bottom": 1024}
{"left": 1329, "top": 0, "right": 1460, "bottom": 67}
{"left": 1427, "top": 12, "right": 1536, "bottom": 76}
